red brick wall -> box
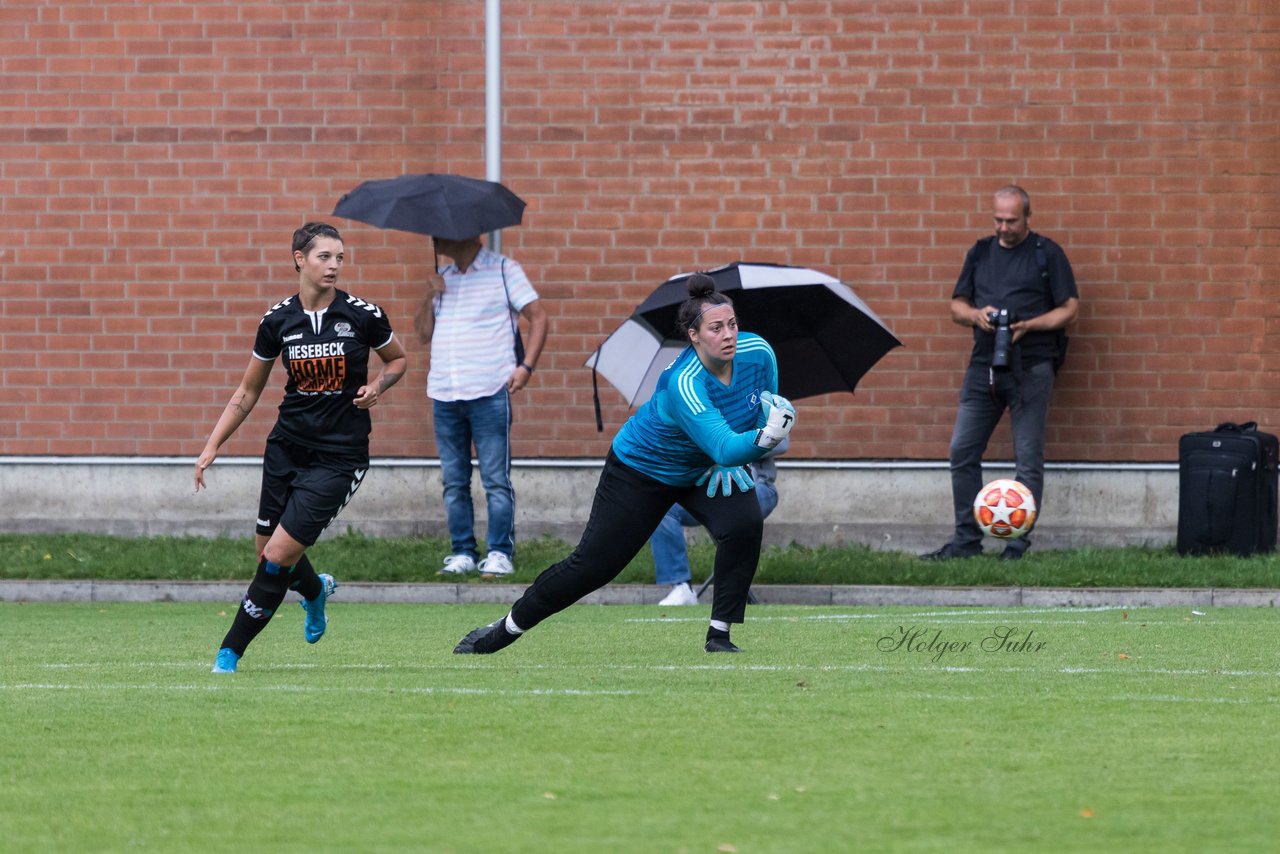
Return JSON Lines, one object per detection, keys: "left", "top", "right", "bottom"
{"left": 3, "top": 1, "right": 1277, "bottom": 462}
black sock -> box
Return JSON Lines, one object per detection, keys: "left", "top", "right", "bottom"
{"left": 288, "top": 554, "right": 322, "bottom": 600}
{"left": 706, "top": 626, "right": 731, "bottom": 642}
{"left": 219, "top": 555, "right": 291, "bottom": 655}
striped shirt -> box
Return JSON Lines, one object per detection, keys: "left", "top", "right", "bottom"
{"left": 612, "top": 332, "right": 779, "bottom": 486}
{"left": 426, "top": 247, "right": 539, "bottom": 401}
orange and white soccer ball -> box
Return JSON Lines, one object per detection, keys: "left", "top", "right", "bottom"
{"left": 972, "top": 479, "right": 1037, "bottom": 539}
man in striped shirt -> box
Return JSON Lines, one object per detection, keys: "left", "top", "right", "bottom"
{"left": 415, "top": 235, "right": 548, "bottom": 579}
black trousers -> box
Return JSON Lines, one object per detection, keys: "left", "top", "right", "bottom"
{"left": 510, "top": 450, "right": 763, "bottom": 630}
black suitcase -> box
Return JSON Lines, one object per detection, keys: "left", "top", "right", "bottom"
{"left": 1177, "top": 421, "right": 1279, "bottom": 556}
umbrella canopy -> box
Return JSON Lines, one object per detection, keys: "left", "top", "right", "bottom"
{"left": 332, "top": 173, "right": 526, "bottom": 241}
{"left": 587, "top": 262, "right": 902, "bottom": 407}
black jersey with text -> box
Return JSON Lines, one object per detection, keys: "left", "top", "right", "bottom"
{"left": 253, "top": 289, "right": 395, "bottom": 454}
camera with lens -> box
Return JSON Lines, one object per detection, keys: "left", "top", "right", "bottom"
{"left": 988, "top": 308, "right": 1016, "bottom": 369}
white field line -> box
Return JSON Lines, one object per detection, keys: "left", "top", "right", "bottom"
{"left": 830, "top": 618, "right": 1214, "bottom": 626}
{"left": 9, "top": 656, "right": 1279, "bottom": 706}
{"left": 1108, "top": 694, "right": 1278, "bottom": 705}
{"left": 907, "top": 693, "right": 1277, "bottom": 705}
{"left": 25, "top": 661, "right": 1280, "bottom": 679}
{"left": 0, "top": 682, "right": 639, "bottom": 697}
{"left": 2, "top": 681, "right": 1274, "bottom": 706}
{"left": 628, "top": 606, "right": 1128, "bottom": 624}
{"left": 635, "top": 617, "right": 1097, "bottom": 626}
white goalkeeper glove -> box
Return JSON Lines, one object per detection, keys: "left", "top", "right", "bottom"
{"left": 696, "top": 464, "right": 755, "bottom": 498}
{"left": 754, "top": 390, "right": 796, "bottom": 450}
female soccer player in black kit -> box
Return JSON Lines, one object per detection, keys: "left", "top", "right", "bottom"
{"left": 196, "top": 222, "right": 406, "bottom": 673}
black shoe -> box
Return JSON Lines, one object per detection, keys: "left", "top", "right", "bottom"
{"left": 453, "top": 619, "right": 521, "bottom": 655}
{"left": 919, "top": 544, "right": 982, "bottom": 562}
{"left": 999, "top": 545, "right": 1025, "bottom": 561}
{"left": 705, "top": 636, "right": 742, "bottom": 653}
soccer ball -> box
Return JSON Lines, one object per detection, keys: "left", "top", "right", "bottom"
{"left": 972, "top": 479, "right": 1037, "bottom": 539}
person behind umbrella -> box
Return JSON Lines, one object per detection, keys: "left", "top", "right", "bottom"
{"left": 414, "top": 233, "right": 548, "bottom": 579}
{"left": 197, "top": 222, "right": 407, "bottom": 673}
{"left": 454, "top": 273, "right": 797, "bottom": 655}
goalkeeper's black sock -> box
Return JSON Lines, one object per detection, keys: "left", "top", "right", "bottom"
{"left": 288, "top": 554, "right": 323, "bottom": 600}
{"left": 219, "top": 555, "right": 291, "bottom": 655}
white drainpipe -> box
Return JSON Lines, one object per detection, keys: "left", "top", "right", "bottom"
{"left": 485, "top": 0, "right": 503, "bottom": 253}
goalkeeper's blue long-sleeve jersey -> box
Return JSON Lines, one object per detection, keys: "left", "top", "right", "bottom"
{"left": 611, "top": 332, "right": 778, "bottom": 486}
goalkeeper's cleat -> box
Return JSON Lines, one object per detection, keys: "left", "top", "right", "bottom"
{"left": 704, "top": 636, "right": 742, "bottom": 653}
{"left": 705, "top": 628, "right": 741, "bottom": 653}
{"left": 453, "top": 619, "right": 521, "bottom": 654}
{"left": 212, "top": 648, "right": 240, "bottom": 673}
{"left": 301, "top": 573, "right": 337, "bottom": 644}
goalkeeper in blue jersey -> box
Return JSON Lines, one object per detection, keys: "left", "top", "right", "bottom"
{"left": 455, "top": 272, "right": 796, "bottom": 654}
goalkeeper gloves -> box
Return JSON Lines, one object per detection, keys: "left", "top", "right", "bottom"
{"left": 754, "top": 390, "right": 796, "bottom": 450}
{"left": 696, "top": 465, "right": 755, "bottom": 498}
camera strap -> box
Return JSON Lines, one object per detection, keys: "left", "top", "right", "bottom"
{"left": 987, "top": 366, "right": 1006, "bottom": 403}
{"left": 988, "top": 349, "right": 1026, "bottom": 400}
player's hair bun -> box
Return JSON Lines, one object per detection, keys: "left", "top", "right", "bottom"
{"left": 686, "top": 272, "right": 716, "bottom": 299}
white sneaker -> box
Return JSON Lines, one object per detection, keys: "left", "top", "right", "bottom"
{"left": 438, "top": 554, "right": 477, "bottom": 576}
{"left": 659, "top": 582, "right": 699, "bottom": 606}
{"left": 478, "top": 552, "right": 514, "bottom": 578}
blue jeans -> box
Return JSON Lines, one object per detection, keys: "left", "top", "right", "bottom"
{"left": 947, "top": 359, "right": 1055, "bottom": 554}
{"left": 651, "top": 476, "right": 779, "bottom": 584}
{"left": 432, "top": 390, "right": 515, "bottom": 559}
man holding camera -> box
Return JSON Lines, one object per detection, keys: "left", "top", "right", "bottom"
{"left": 921, "top": 185, "right": 1079, "bottom": 562}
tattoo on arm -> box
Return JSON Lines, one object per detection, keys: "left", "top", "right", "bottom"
{"left": 377, "top": 370, "right": 404, "bottom": 394}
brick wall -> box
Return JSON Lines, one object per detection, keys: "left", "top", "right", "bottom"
{"left": 3, "top": 1, "right": 1277, "bottom": 462}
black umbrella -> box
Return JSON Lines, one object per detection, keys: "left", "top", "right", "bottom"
{"left": 332, "top": 173, "right": 526, "bottom": 241}
{"left": 587, "top": 262, "right": 902, "bottom": 421}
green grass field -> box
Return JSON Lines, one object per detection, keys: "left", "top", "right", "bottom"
{"left": 1, "top": 601, "right": 1276, "bottom": 852}
{"left": 5, "top": 532, "right": 1280, "bottom": 588}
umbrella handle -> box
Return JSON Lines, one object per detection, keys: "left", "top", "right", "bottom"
{"left": 589, "top": 349, "right": 604, "bottom": 433}
{"left": 430, "top": 247, "right": 443, "bottom": 318}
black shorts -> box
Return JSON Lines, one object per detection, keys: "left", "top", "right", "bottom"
{"left": 256, "top": 435, "right": 369, "bottom": 547}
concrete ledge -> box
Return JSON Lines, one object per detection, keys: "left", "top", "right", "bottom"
{"left": 336, "top": 582, "right": 460, "bottom": 605}
{"left": 833, "top": 585, "right": 1025, "bottom": 607}
{"left": 1211, "top": 588, "right": 1280, "bottom": 608}
{"left": 2, "top": 580, "right": 1278, "bottom": 608}
{"left": 1019, "top": 587, "right": 1215, "bottom": 608}
{"left": 0, "top": 458, "right": 1181, "bottom": 553}
{"left": 0, "top": 580, "right": 95, "bottom": 602}
{"left": 753, "top": 585, "right": 837, "bottom": 605}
